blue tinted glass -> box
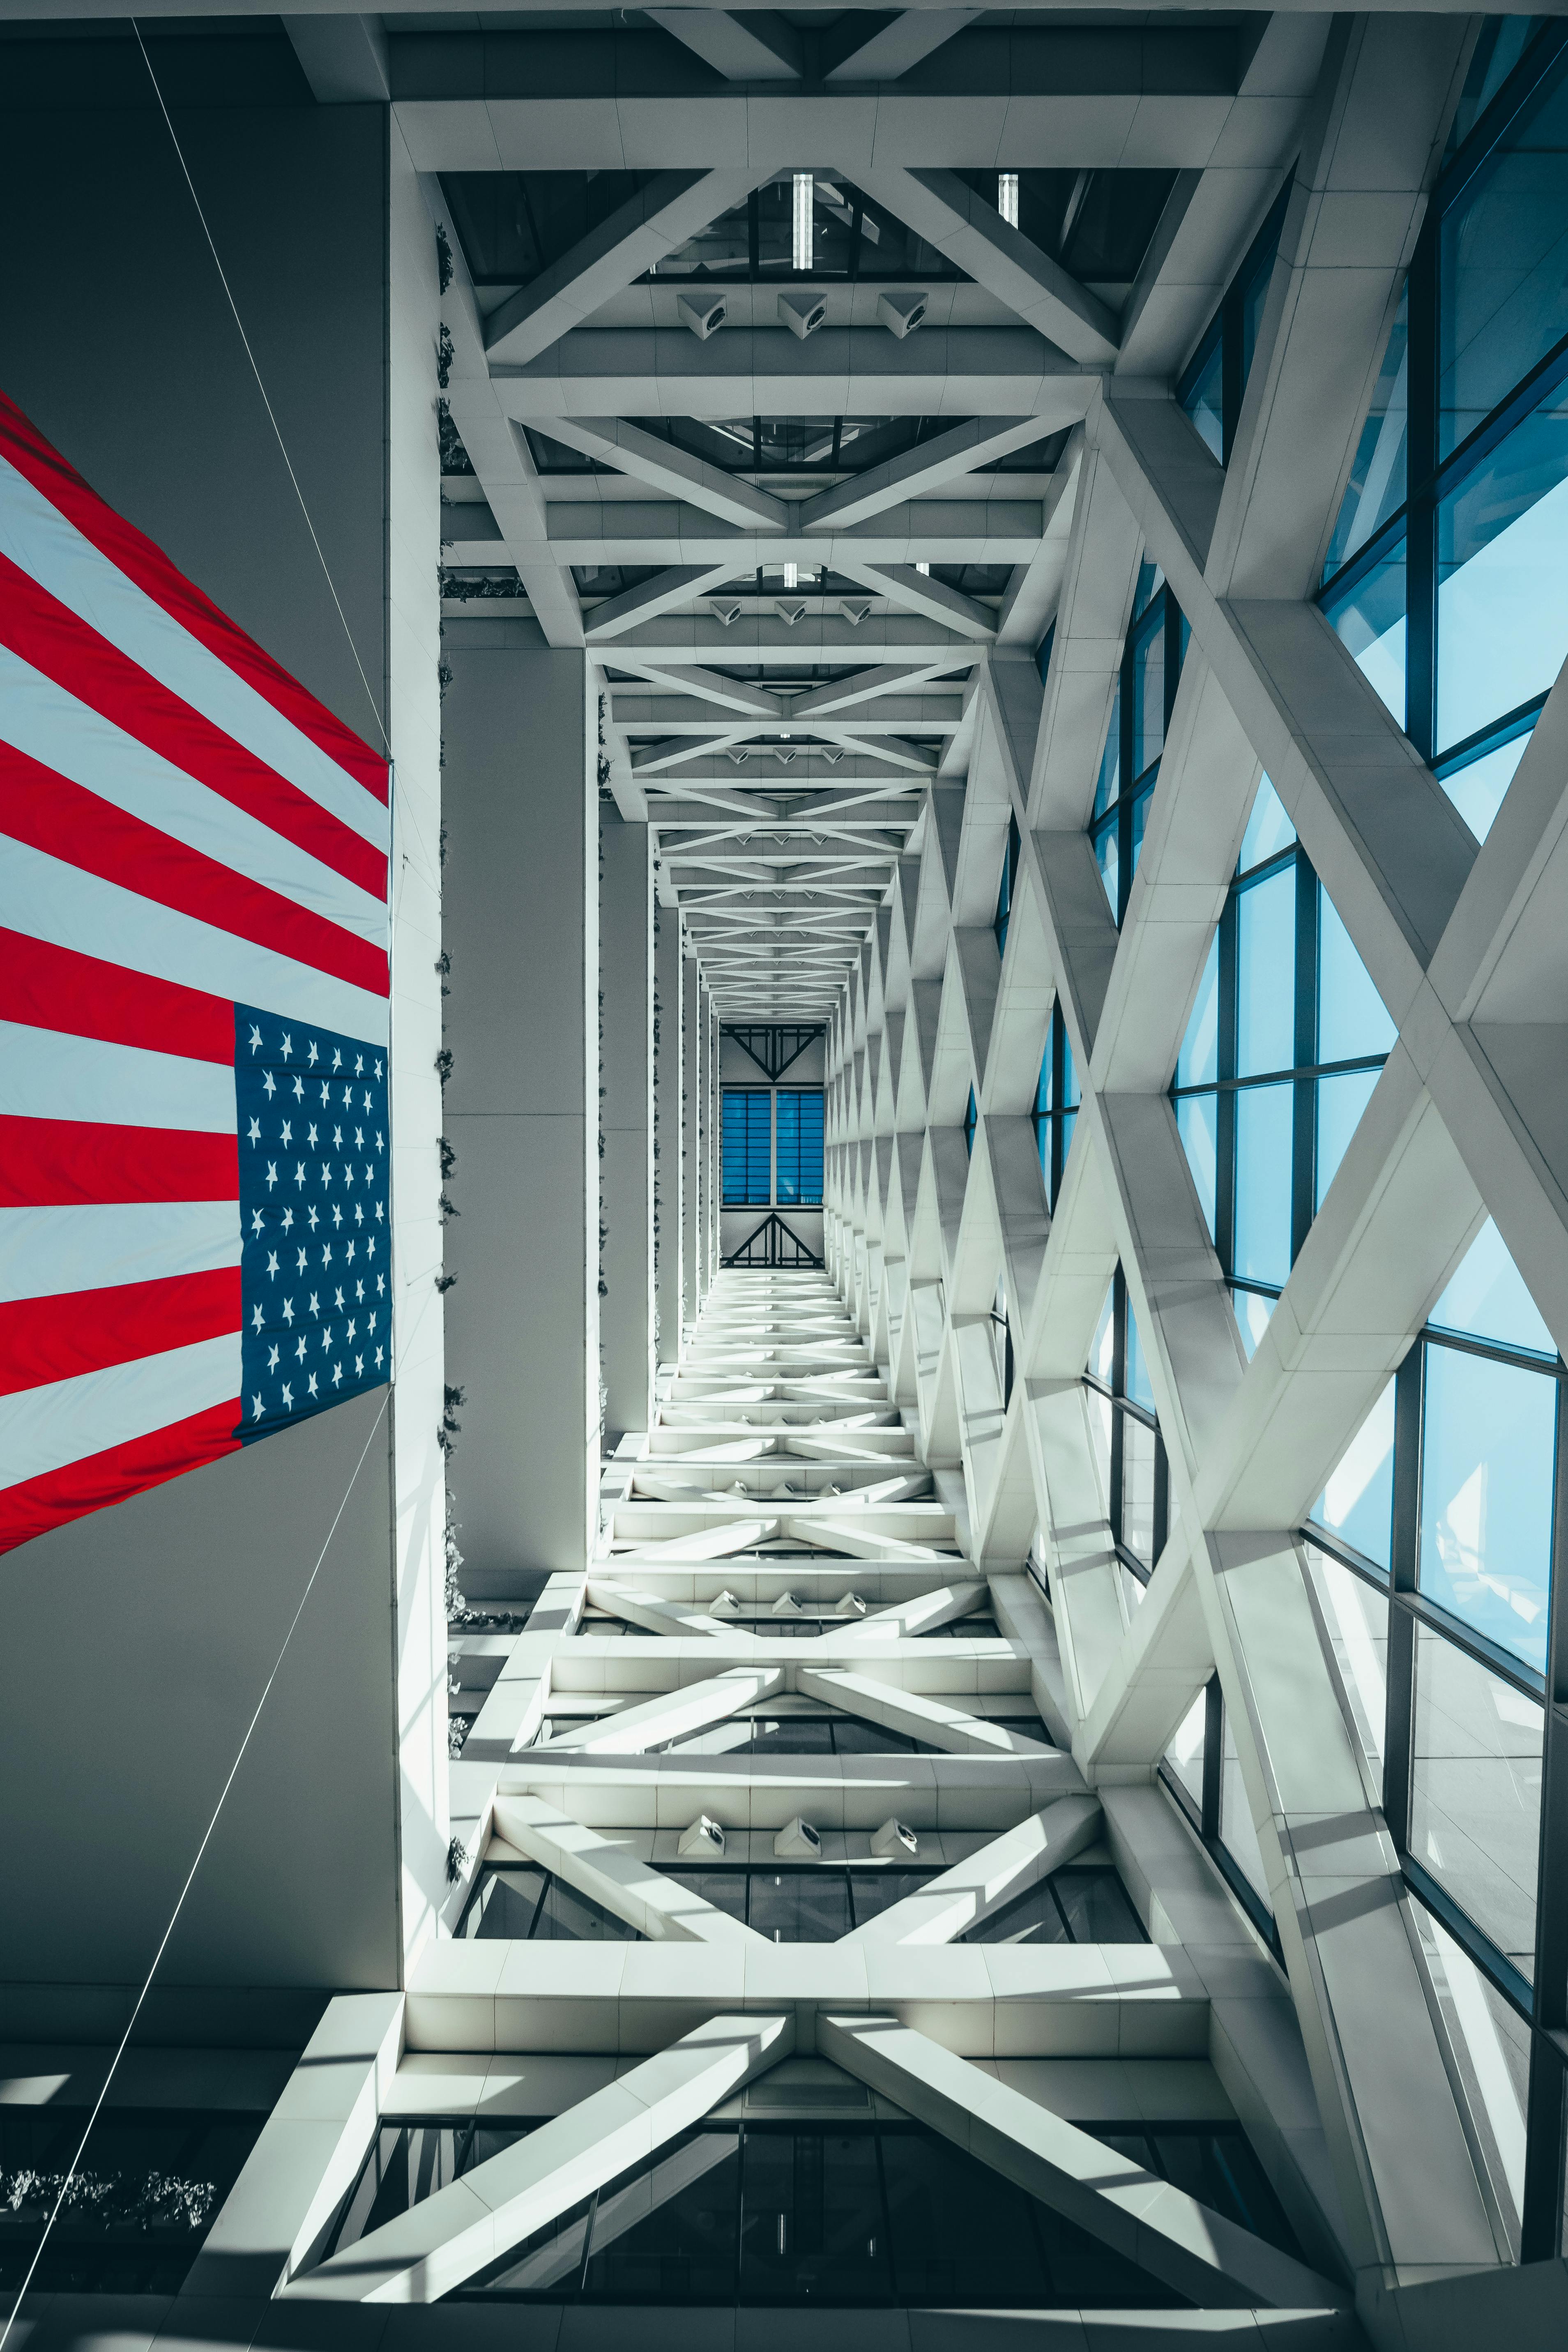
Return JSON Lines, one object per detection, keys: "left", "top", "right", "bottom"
{"left": 1317, "top": 889, "right": 1396, "bottom": 1062}
{"left": 1419, "top": 1342, "right": 1556, "bottom": 1671}
{"left": 1238, "top": 775, "right": 1295, "bottom": 875}
{"left": 1431, "top": 1217, "right": 1556, "bottom": 1355}
{"left": 1035, "top": 620, "right": 1055, "bottom": 687}
{"left": 1236, "top": 868, "right": 1296, "bottom": 1077}
{"left": 1035, "top": 1042, "right": 1052, "bottom": 1118}
{"left": 1325, "top": 538, "right": 1407, "bottom": 725}
{"left": 963, "top": 1085, "right": 976, "bottom": 1158}
{"left": 1132, "top": 560, "right": 1164, "bottom": 622}
{"left": 1094, "top": 818, "right": 1119, "bottom": 914}
{"left": 724, "top": 1090, "right": 771, "bottom": 1204}
{"left": 1059, "top": 1106, "right": 1077, "bottom": 1192}
{"left": 1093, "top": 685, "right": 1121, "bottom": 816}
{"left": 1132, "top": 610, "right": 1165, "bottom": 778}
{"left": 1324, "top": 287, "right": 1409, "bottom": 578}
{"left": 1234, "top": 1082, "right": 1293, "bottom": 1285}
{"left": 1315, "top": 1378, "right": 1395, "bottom": 1571}
{"left": 1439, "top": 728, "right": 1532, "bottom": 841}
{"left": 1316, "top": 1067, "right": 1380, "bottom": 1207}
{"left": 1177, "top": 1092, "right": 1218, "bottom": 1239}
{"left": 1411, "top": 1625, "right": 1543, "bottom": 1977}
{"left": 1129, "top": 781, "right": 1152, "bottom": 884}
{"left": 1061, "top": 1031, "right": 1079, "bottom": 1110}
{"left": 1436, "top": 389, "right": 1568, "bottom": 756}
{"left": 1439, "top": 51, "right": 1568, "bottom": 457}
{"left": 1176, "top": 935, "right": 1219, "bottom": 1090}
{"left": 776, "top": 1090, "right": 823, "bottom": 1204}
{"left": 1183, "top": 336, "right": 1224, "bottom": 461}
{"left": 1124, "top": 1298, "right": 1156, "bottom": 1413}
{"left": 1447, "top": 17, "right": 1549, "bottom": 157}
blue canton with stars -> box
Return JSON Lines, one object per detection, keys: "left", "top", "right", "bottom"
{"left": 235, "top": 1006, "right": 391, "bottom": 1442}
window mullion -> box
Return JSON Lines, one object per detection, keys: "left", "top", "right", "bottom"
{"left": 1383, "top": 1345, "right": 1424, "bottom": 1854}
{"left": 1405, "top": 213, "right": 1439, "bottom": 761}
{"left": 1521, "top": 1382, "right": 1568, "bottom": 2255}
{"left": 1201, "top": 1674, "right": 1223, "bottom": 1840}
{"left": 1217, "top": 890, "right": 1239, "bottom": 1275}
{"left": 1292, "top": 852, "right": 1319, "bottom": 1264}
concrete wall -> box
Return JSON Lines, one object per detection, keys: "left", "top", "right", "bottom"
{"left": 0, "top": 35, "right": 445, "bottom": 2008}
{"left": 600, "top": 820, "right": 655, "bottom": 1437}
{"left": 441, "top": 639, "right": 598, "bottom": 1593}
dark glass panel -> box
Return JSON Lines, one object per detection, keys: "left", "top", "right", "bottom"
{"left": 737, "top": 2127, "right": 892, "bottom": 2303}
{"left": 441, "top": 170, "right": 656, "bottom": 285}
{"left": 880, "top": 2126, "right": 1050, "bottom": 2305}
{"left": 580, "top": 2128, "right": 741, "bottom": 2301}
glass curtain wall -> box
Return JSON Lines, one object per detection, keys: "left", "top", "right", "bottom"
{"left": 1308, "top": 1216, "right": 1568, "bottom": 2257}
{"left": 1178, "top": 180, "right": 1293, "bottom": 464}
{"left": 994, "top": 814, "right": 1022, "bottom": 960}
{"left": 1089, "top": 562, "right": 1188, "bottom": 924}
{"left": 1033, "top": 1001, "right": 1080, "bottom": 1212}
{"left": 1171, "top": 776, "right": 1396, "bottom": 1355}
{"left": 1084, "top": 1269, "right": 1169, "bottom": 1606}
{"left": 722, "top": 1089, "right": 823, "bottom": 1207}
{"left": 1321, "top": 25, "right": 1568, "bottom": 841}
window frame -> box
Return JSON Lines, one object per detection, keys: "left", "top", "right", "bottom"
{"left": 1033, "top": 1001, "right": 1080, "bottom": 1211}
{"left": 1084, "top": 1265, "right": 1170, "bottom": 1590}
{"left": 1089, "top": 569, "right": 1187, "bottom": 927}
{"left": 994, "top": 813, "right": 1022, "bottom": 961}
{"left": 1177, "top": 177, "right": 1293, "bottom": 465}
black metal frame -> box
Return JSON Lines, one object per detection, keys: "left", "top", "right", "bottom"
{"left": 1303, "top": 1304, "right": 1568, "bottom": 2256}
{"left": 994, "top": 813, "right": 1022, "bottom": 960}
{"left": 723, "top": 1023, "right": 824, "bottom": 1081}
{"left": 1169, "top": 831, "right": 1391, "bottom": 1299}
{"left": 722, "top": 1210, "right": 823, "bottom": 1269}
{"left": 962, "top": 1084, "right": 977, "bottom": 1160}
{"left": 1160, "top": 1678, "right": 1285, "bottom": 1965}
{"left": 1082, "top": 1266, "right": 1169, "bottom": 1590}
{"left": 1089, "top": 569, "right": 1187, "bottom": 927}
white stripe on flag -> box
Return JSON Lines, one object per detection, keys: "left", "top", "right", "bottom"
{"left": 0, "top": 836, "right": 391, "bottom": 1046}
{"left": 0, "top": 453, "right": 387, "bottom": 848}
{"left": 0, "top": 1201, "right": 242, "bottom": 1305}
{"left": 0, "top": 1331, "right": 240, "bottom": 1489}
{"left": 0, "top": 645, "right": 387, "bottom": 947}
{"left": 0, "top": 1019, "right": 235, "bottom": 1132}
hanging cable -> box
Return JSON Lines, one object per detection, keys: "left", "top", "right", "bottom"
{"left": 130, "top": 20, "right": 389, "bottom": 756}
{"left": 0, "top": 1391, "right": 391, "bottom": 2351}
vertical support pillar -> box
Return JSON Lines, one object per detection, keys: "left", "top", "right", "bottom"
{"left": 654, "top": 900, "right": 684, "bottom": 1367}
{"left": 683, "top": 950, "right": 702, "bottom": 1329}
{"left": 599, "top": 818, "right": 654, "bottom": 1437}
{"left": 442, "top": 645, "right": 599, "bottom": 1590}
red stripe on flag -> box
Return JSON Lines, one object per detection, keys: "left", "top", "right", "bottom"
{"left": 0, "top": 390, "right": 388, "bottom": 806}
{"left": 0, "top": 552, "right": 388, "bottom": 899}
{"left": 0, "top": 1268, "right": 241, "bottom": 1397}
{"left": 0, "top": 1398, "right": 242, "bottom": 1554}
{"left": 0, "top": 927, "right": 233, "bottom": 1063}
{"left": 0, "top": 1117, "right": 239, "bottom": 1207}
{"left": 0, "top": 741, "right": 390, "bottom": 1000}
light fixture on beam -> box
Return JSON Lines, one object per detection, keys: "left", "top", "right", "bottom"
{"left": 998, "top": 171, "right": 1019, "bottom": 228}
{"left": 792, "top": 171, "right": 812, "bottom": 270}
{"left": 779, "top": 290, "right": 825, "bottom": 340}
{"left": 878, "top": 290, "right": 927, "bottom": 339}
{"left": 677, "top": 290, "right": 726, "bottom": 340}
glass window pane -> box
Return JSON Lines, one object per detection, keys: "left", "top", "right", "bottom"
{"left": 1123, "top": 1297, "right": 1156, "bottom": 1413}
{"left": 747, "top": 1870, "right": 853, "bottom": 1943}
{"left": 882, "top": 2129, "right": 1050, "bottom": 2306}
{"left": 1236, "top": 868, "right": 1296, "bottom": 1076}
{"left": 1132, "top": 609, "right": 1166, "bottom": 777}
{"left": 776, "top": 1090, "right": 824, "bottom": 1205}
{"left": 460, "top": 1865, "right": 546, "bottom": 1939}
{"left": 737, "top": 2127, "right": 892, "bottom": 2303}
{"left": 1220, "top": 1712, "right": 1271, "bottom": 1905}
{"left": 1176, "top": 932, "right": 1219, "bottom": 1089}
{"left": 1304, "top": 1543, "right": 1388, "bottom": 1774}
{"left": 1165, "top": 1688, "right": 1206, "bottom": 1817}
{"left": 1132, "top": 559, "right": 1165, "bottom": 622}
{"left": 1093, "top": 686, "right": 1121, "bottom": 816}
{"left": 1177, "top": 1092, "right": 1219, "bottom": 1240}
{"left": 533, "top": 1873, "right": 640, "bottom": 1942}
{"left": 1121, "top": 1413, "right": 1157, "bottom": 1566}
{"left": 1324, "top": 287, "right": 1409, "bottom": 577}
{"left": 1129, "top": 779, "right": 1152, "bottom": 883}
{"left": 1317, "top": 889, "right": 1396, "bottom": 1063}
{"left": 1431, "top": 1216, "right": 1556, "bottom": 1355}
{"left": 1325, "top": 538, "right": 1407, "bottom": 726}
{"left": 1418, "top": 1341, "right": 1557, "bottom": 1671}
{"left": 1439, "top": 54, "right": 1568, "bottom": 457}
{"left": 1437, "top": 390, "right": 1568, "bottom": 756}
{"left": 582, "top": 2128, "right": 741, "bottom": 2300}
{"left": 963, "top": 1877, "right": 1070, "bottom": 1946}
{"left": 1182, "top": 337, "right": 1224, "bottom": 462}
{"left": 1440, "top": 730, "right": 1532, "bottom": 841}
{"left": 1238, "top": 774, "right": 1296, "bottom": 875}
{"left": 1412, "top": 1625, "right": 1543, "bottom": 1978}
{"left": 1086, "top": 1384, "right": 1112, "bottom": 1511}
{"left": 1052, "top": 1868, "right": 1147, "bottom": 1942}
{"left": 1233, "top": 1082, "right": 1294, "bottom": 1286}
{"left": 1316, "top": 1067, "right": 1380, "bottom": 1207}
{"left": 1094, "top": 815, "right": 1119, "bottom": 914}
{"left": 1315, "top": 1378, "right": 1395, "bottom": 1572}
{"left": 1061, "top": 1028, "right": 1079, "bottom": 1109}
{"left": 724, "top": 1089, "right": 771, "bottom": 1205}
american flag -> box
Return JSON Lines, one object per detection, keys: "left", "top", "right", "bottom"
{"left": 0, "top": 389, "right": 391, "bottom": 1555}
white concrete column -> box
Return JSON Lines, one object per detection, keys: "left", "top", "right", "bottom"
{"left": 654, "top": 902, "right": 684, "bottom": 1367}
{"left": 442, "top": 643, "right": 599, "bottom": 1592}
{"left": 599, "top": 816, "right": 654, "bottom": 1438}
{"left": 707, "top": 993, "right": 721, "bottom": 1283}
{"left": 682, "top": 947, "right": 702, "bottom": 1329}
